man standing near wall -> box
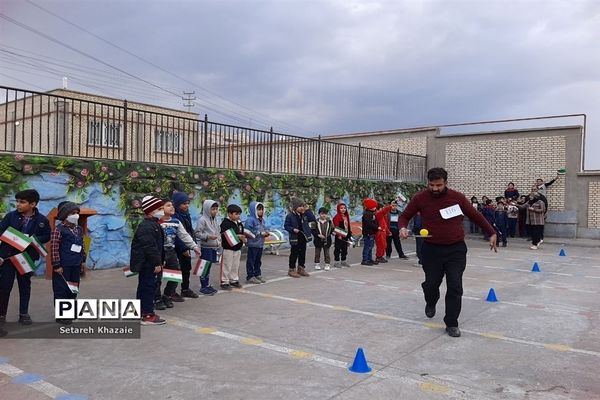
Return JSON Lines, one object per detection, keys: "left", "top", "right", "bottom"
{"left": 399, "top": 168, "right": 497, "bottom": 338}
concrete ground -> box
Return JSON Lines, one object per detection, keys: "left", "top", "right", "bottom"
{"left": 1, "top": 237, "right": 599, "bottom": 400}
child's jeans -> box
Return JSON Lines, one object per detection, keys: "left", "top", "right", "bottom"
{"left": 314, "top": 245, "right": 331, "bottom": 264}
{"left": 362, "top": 234, "right": 375, "bottom": 261}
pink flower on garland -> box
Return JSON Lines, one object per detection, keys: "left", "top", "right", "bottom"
{"left": 131, "top": 200, "right": 141, "bottom": 209}
{"left": 15, "top": 154, "right": 24, "bottom": 161}
{"left": 23, "top": 164, "right": 32, "bottom": 173}
{"left": 80, "top": 168, "right": 89, "bottom": 177}
{"left": 129, "top": 171, "right": 139, "bottom": 178}
{"left": 76, "top": 181, "right": 85, "bottom": 188}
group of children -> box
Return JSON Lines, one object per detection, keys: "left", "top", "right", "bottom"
{"left": 0, "top": 190, "right": 89, "bottom": 327}
{"left": 0, "top": 190, "right": 413, "bottom": 328}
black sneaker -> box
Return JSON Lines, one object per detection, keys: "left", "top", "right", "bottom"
{"left": 220, "top": 284, "right": 232, "bottom": 291}
{"left": 446, "top": 326, "right": 461, "bottom": 337}
{"left": 230, "top": 281, "right": 242, "bottom": 288}
{"left": 154, "top": 300, "right": 167, "bottom": 310}
{"left": 200, "top": 287, "right": 217, "bottom": 296}
{"left": 371, "top": 259, "right": 379, "bottom": 265}
{"left": 18, "top": 314, "right": 32, "bottom": 325}
{"left": 181, "top": 289, "right": 199, "bottom": 298}
{"left": 399, "top": 254, "right": 409, "bottom": 260}
{"left": 361, "top": 260, "right": 374, "bottom": 266}
{"left": 170, "top": 293, "right": 185, "bottom": 302}
{"left": 376, "top": 257, "right": 388, "bottom": 263}
{"left": 162, "top": 296, "right": 174, "bottom": 308}
{"left": 425, "top": 304, "right": 436, "bottom": 318}
{"left": 207, "top": 286, "right": 218, "bottom": 295}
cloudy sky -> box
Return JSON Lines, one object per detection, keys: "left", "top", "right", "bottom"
{"left": 1, "top": 0, "right": 599, "bottom": 169}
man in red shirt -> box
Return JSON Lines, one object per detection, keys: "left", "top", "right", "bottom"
{"left": 399, "top": 168, "right": 497, "bottom": 337}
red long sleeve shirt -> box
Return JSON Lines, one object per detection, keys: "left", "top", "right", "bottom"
{"left": 399, "top": 188, "right": 496, "bottom": 245}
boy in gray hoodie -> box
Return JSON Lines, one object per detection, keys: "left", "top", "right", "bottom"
{"left": 194, "top": 200, "right": 221, "bottom": 295}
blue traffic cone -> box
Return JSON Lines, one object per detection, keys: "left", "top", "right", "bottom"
{"left": 349, "top": 347, "right": 372, "bottom": 373}
{"left": 486, "top": 288, "right": 498, "bottom": 302}
{"left": 559, "top": 248, "right": 566, "bottom": 257}
{"left": 531, "top": 262, "right": 540, "bottom": 272}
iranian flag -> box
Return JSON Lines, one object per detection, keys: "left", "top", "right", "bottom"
{"left": 192, "top": 258, "right": 211, "bottom": 277}
{"left": 9, "top": 252, "right": 36, "bottom": 275}
{"left": 334, "top": 227, "right": 348, "bottom": 237}
{"left": 162, "top": 268, "right": 183, "bottom": 283}
{"left": 0, "top": 226, "right": 33, "bottom": 252}
{"left": 123, "top": 267, "right": 137, "bottom": 277}
{"left": 66, "top": 281, "right": 79, "bottom": 294}
{"left": 244, "top": 230, "right": 256, "bottom": 239}
{"left": 29, "top": 235, "right": 48, "bottom": 257}
{"left": 223, "top": 228, "right": 241, "bottom": 247}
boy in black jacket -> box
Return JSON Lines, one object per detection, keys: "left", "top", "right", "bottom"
{"left": 284, "top": 197, "right": 313, "bottom": 278}
{"left": 312, "top": 207, "right": 333, "bottom": 271}
{"left": 361, "top": 198, "right": 379, "bottom": 266}
{"left": 172, "top": 191, "right": 199, "bottom": 298}
{"left": 0, "top": 189, "right": 50, "bottom": 325}
{"left": 130, "top": 196, "right": 166, "bottom": 325}
{"left": 220, "top": 204, "right": 246, "bottom": 290}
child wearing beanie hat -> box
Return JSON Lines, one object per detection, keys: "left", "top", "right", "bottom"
{"left": 130, "top": 195, "right": 166, "bottom": 325}
{"left": 361, "top": 198, "right": 380, "bottom": 265}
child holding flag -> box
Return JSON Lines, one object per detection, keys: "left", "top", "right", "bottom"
{"left": 312, "top": 207, "right": 334, "bottom": 270}
{"left": 194, "top": 200, "right": 222, "bottom": 295}
{"left": 155, "top": 200, "right": 201, "bottom": 310}
{"left": 130, "top": 196, "right": 166, "bottom": 326}
{"left": 172, "top": 192, "right": 199, "bottom": 298}
{"left": 219, "top": 204, "right": 246, "bottom": 290}
{"left": 0, "top": 189, "right": 50, "bottom": 325}
{"left": 50, "top": 202, "right": 85, "bottom": 325}
{"left": 284, "top": 198, "right": 312, "bottom": 278}
{"left": 244, "top": 201, "right": 270, "bottom": 284}
{"left": 332, "top": 202, "right": 352, "bottom": 268}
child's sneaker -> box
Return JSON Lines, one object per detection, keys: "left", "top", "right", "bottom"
{"left": 170, "top": 293, "right": 185, "bottom": 302}
{"left": 333, "top": 261, "right": 342, "bottom": 268}
{"left": 341, "top": 261, "right": 350, "bottom": 267}
{"left": 207, "top": 286, "right": 218, "bottom": 295}
{"left": 230, "top": 281, "right": 243, "bottom": 289}
{"left": 324, "top": 264, "right": 331, "bottom": 271}
{"left": 162, "top": 296, "right": 174, "bottom": 308}
{"left": 141, "top": 313, "right": 166, "bottom": 326}
{"left": 314, "top": 263, "right": 322, "bottom": 270}
{"left": 18, "top": 314, "right": 32, "bottom": 325}
{"left": 256, "top": 276, "right": 267, "bottom": 283}
{"left": 181, "top": 289, "right": 199, "bottom": 298}
{"left": 220, "top": 283, "right": 232, "bottom": 291}
{"left": 247, "top": 277, "right": 261, "bottom": 284}
{"left": 154, "top": 299, "right": 167, "bottom": 310}
{"left": 199, "top": 287, "right": 217, "bottom": 296}
{"left": 529, "top": 245, "right": 538, "bottom": 250}
{"left": 376, "top": 257, "right": 388, "bottom": 263}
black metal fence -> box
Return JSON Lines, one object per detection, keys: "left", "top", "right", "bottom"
{"left": 0, "top": 86, "right": 427, "bottom": 182}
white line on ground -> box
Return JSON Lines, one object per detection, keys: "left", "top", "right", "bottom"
{"left": 0, "top": 361, "right": 70, "bottom": 399}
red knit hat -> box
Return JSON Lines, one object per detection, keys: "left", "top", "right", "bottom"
{"left": 363, "top": 198, "right": 377, "bottom": 210}
{"left": 142, "top": 195, "right": 165, "bottom": 215}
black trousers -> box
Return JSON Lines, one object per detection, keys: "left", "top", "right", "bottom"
{"left": 289, "top": 238, "right": 307, "bottom": 269}
{"left": 333, "top": 238, "right": 348, "bottom": 261}
{"left": 177, "top": 251, "right": 192, "bottom": 291}
{"left": 386, "top": 229, "right": 405, "bottom": 257}
{"left": 421, "top": 241, "right": 467, "bottom": 328}
{"left": 530, "top": 225, "right": 543, "bottom": 246}
{"left": 0, "top": 260, "right": 32, "bottom": 316}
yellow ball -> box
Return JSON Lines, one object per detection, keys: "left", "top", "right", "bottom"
{"left": 419, "top": 228, "right": 429, "bottom": 237}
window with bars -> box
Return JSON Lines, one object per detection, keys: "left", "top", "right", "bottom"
{"left": 88, "top": 120, "right": 121, "bottom": 147}
{"left": 155, "top": 129, "right": 183, "bottom": 154}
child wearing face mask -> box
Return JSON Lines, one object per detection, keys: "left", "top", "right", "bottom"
{"left": 51, "top": 201, "right": 85, "bottom": 324}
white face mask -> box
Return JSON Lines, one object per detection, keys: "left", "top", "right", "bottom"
{"left": 152, "top": 210, "right": 165, "bottom": 219}
{"left": 66, "top": 214, "right": 79, "bottom": 224}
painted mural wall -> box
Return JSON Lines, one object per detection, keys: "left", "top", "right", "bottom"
{"left": 0, "top": 154, "right": 423, "bottom": 274}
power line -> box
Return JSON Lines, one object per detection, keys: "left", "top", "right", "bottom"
{"left": 22, "top": 0, "right": 315, "bottom": 135}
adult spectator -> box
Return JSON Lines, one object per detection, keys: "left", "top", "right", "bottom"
{"left": 504, "top": 183, "right": 520, "bottom": 201}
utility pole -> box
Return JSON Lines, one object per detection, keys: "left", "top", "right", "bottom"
{"left": 182, "top": 91, "right": 196, "bottom": 111}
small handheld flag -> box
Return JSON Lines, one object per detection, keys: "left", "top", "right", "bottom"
{"left": 223, "top": 228, "right": 241, "bottom": 247}
{"left": 162, "top": 268, "right": 183, "bottom": 283}
{"left": 193, "top": 258, "right": 212, "bottom": 277}
{"left": 334, "top": 227, "right": 348, "bottom": 237}
{"left": 9, "top": 252, "right": 36, "bottom": 275}
{"left": 0, "top": 226, "right": 33, "bottom": 252}
{"left": 29, "top": 235, "right": 48, "bottom": 257}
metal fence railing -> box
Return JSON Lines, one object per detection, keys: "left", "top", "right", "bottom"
{"left": 0, "top": 86, "right": 427, "bottom": 182}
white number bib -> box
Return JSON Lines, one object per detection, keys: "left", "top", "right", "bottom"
{"left": 439, "top": 204, "right": 463, "bottom": 219}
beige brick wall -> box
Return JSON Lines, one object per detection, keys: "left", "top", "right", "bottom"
{"left": 331, "top": 135, "right": 427, "bottom": 157}
{"left": 445, "top": 136, "right": 566, "bottom": 211}
{"left": 588, "top": 182, "right": 600, "bottom": 228}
